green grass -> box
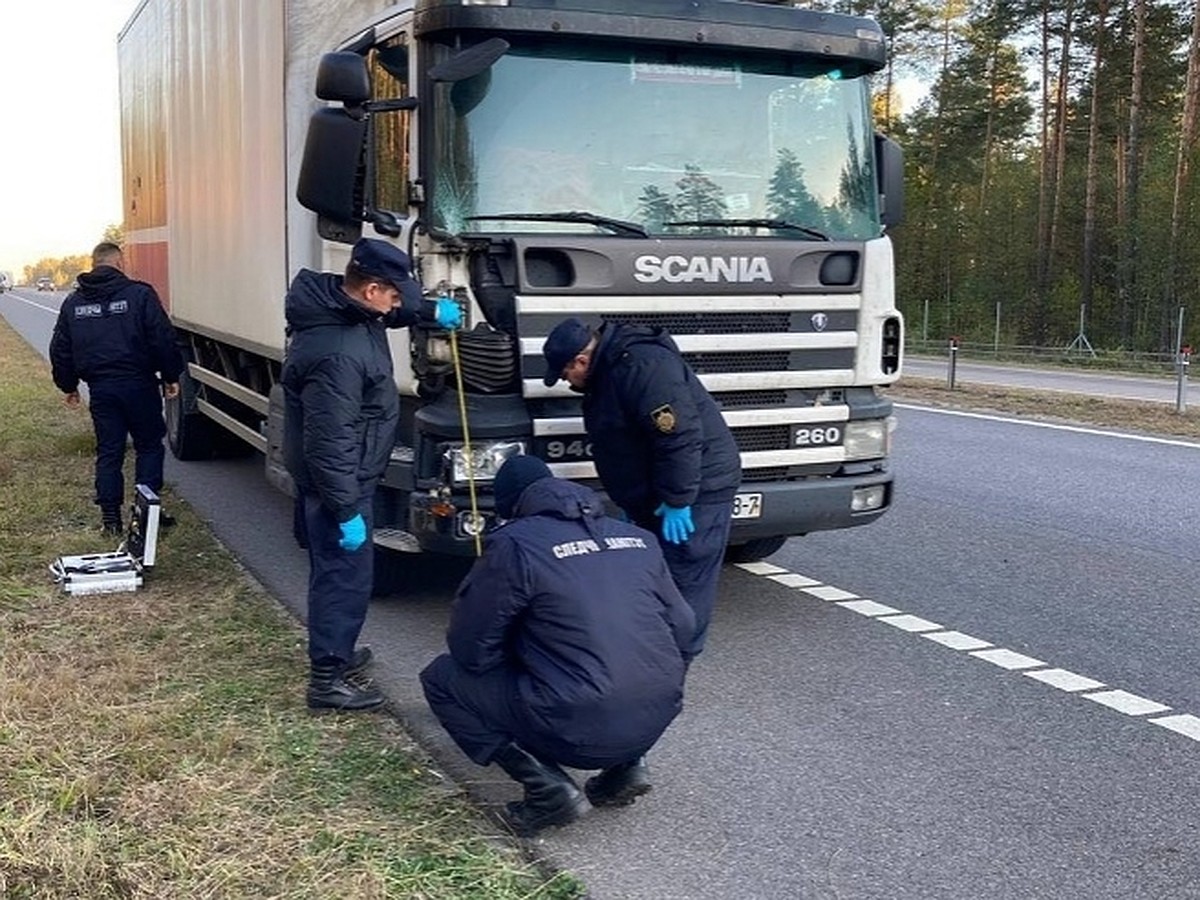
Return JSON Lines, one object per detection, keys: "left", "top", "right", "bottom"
{"left": 0, "top": 320, "right": 584, "bottom": 899}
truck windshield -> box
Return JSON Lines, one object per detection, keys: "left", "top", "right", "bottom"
{"left": 426, "top": 37, "right": 880, "bottom": 240}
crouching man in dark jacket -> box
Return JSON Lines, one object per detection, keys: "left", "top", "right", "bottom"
{"left": 420, "top": 455, "right": 695, "bottom": 836}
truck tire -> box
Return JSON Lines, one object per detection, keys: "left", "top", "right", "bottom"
{"left": 724, "top": 535, "right": 788, "bottom": 564}
{"left": 165, "top": 365, "right": 216, "bottom": 461}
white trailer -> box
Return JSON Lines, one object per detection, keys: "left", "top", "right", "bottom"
{"left": 118, "top": 0, "right": 905, "bottom": 577}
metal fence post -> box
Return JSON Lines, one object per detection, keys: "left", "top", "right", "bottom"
{"left": 1177, "top": 346, "right": 1190, "bottom": 414}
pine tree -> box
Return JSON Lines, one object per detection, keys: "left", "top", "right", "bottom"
{"left": 637, "top": 185, "right": 677, "bottom": 231}
{"left": 673, "top": 165, "right": 728, "bottom": 220}
{"left": 766, "top": 148, "right": 826, "bottom": 227}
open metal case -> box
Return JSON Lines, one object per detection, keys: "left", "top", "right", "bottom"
{"left": 50, "top": 485, "right": 163, "bottom": 596}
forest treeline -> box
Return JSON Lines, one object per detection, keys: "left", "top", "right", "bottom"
{"left": 833, "top": 0, "right": 1200, "bottom": 352}
{"left": 20, "top": 225, "right": 123, "bottom": 289}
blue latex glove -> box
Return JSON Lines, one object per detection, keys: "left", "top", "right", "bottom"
{"left": 338, "top": 513, "right": 367, "bottom": 551}
{"left": 654, "top": 503, "right": 695, "bottom": 545}
{"left": 434, "top": 297, "right": 462, "bottom": 330}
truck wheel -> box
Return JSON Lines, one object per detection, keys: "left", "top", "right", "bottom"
{"left": 165, "top": 365, "right": 215, "bottom": 461}
{"left": 725, "top": 535, "right": 788, "bottom": 564}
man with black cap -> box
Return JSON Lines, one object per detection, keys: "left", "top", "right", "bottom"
{"left": 420, "top": 454, "right": 695, "bottom": 836}
{"left": 541, "top": 318, "right": 741, "bottom": 662}
{"left": 283, "top": 237, "right": 461, "bottom": 710}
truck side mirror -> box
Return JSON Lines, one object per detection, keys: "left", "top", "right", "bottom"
{"left": 316, "top": 51, "right": 370, "bottom": 105}
{"left": 297, "top": 108, "right": 366, "bottom": 241}
{"left": 874, "top": 133, "right": 904, "bottom": 229}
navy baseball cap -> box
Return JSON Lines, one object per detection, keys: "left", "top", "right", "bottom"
{"left": 542, "top": 318, "right": 592, "bottom": 386}
{"left": 349, "top": 238, "right": 423, "bottom": 306}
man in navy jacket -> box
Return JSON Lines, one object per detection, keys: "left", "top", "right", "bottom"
{"left": 420, "top": 455, "right": 694, "bottom": 836}
{"left": 542, "top": 318, "right": 741, "bottom": 661}
{"left": 283, "top": 238, "right": 460, "bottom": 711}
{"left": 50, "top": 242, "right": 183, "bottom": 534}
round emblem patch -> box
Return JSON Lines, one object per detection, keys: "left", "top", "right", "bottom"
{"left": 651, "top": 404, "right": 677, "bottom": 433}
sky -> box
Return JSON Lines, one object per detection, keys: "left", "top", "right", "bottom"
{"left": 0, "top": 0, "right": 141, "bottom": 280}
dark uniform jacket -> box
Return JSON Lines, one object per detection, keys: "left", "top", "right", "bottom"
{"left": 281, "top": 270, "right": 412, "bottom": 522}
{"left": 447, "top": 477, "right": 695, "bottom": 765}
{"left": 49, "top": 266, "right": 183, "bottom": 392}
{"left": 583, "top": 323, "right": 741, "bottom": 527}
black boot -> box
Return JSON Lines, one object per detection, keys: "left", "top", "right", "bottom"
{"left": 101, "top": 509, "right": 123, "bottom": 537}
{"left": 492, "top": 743, "right": 588, "bottom": 836}
{"left": 584, "top": 757, "right": 652, "bottom": 808}
{"left": 306, "top": 664, "right": 383, "bottom": 711}
{"left": 343, "top": 646, "right": 373, "bottom": 679}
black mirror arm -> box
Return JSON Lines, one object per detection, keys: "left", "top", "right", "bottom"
{"left": 366, "top": 97, "right": 420, "bottom": 113}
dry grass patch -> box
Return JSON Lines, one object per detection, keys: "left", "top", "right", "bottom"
{"left": 0, "top": 321, "right": 582, "bottom": 898}
{"left": 887, "top": 375, "right": 1200, "bottom": 441}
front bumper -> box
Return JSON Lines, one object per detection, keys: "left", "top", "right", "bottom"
{"left": 728, "top": 471, "right": 894, "bottom": 543}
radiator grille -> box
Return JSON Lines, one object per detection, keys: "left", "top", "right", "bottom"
{"left": 687, "top": 351, "right": 789, "bottom": 374}
{"left": 597, "top": 311, "right": 792, "bottom": 334}
{"left": 733, "top": 425, "right": 791, "bottom": 453}
{"left": 456, "top": 328, "right": 516, "bottom": 393}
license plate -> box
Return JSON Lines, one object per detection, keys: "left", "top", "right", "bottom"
{"left": 731, "top": 492, "right": 762, "bottom": 519}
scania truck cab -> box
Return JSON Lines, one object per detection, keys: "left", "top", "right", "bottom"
{"left": 122, "top": 0, "right": 903, "bottom": 569}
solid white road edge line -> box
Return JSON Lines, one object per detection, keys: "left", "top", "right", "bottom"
{"left": 893, "top": 403, "right": 1200, "bottom": 450}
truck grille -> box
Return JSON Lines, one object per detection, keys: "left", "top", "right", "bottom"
{"left": 733, "top": 425, "right": 791, "bottom": 453}
{"left": 456, "top": 328, "right": 517, "bottom": 393}
{"left": 597, "top": 311, "right": 790, "bottom": 334}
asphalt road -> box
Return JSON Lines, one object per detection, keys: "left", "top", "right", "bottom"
{"left": 902, "top": 354, "right": 1189, "bottom": 405}
{"left": 7, "top": 289, "right": 1200, "bottom": 899}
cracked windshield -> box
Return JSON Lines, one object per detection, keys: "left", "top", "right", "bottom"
{"left": 429, "top": 39, "right": 880, "bottom": 240}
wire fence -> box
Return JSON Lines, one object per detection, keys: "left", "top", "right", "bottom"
{"left": 904, "top": 338, "right": 1186, "bottom": 376}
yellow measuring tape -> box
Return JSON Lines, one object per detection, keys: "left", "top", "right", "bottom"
{"left": 449, "top": 329, "right": 483, "bottom": 557}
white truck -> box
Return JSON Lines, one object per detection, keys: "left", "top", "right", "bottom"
{"left": 118, "top": 0, "right": 904, "bottom": 576}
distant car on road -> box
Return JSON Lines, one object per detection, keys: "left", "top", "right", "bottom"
{"left": 0, "top": 273, "right": 10, "bottom": 292}
{"left": 36, "top": 277, "right": 54, "bottom": 291}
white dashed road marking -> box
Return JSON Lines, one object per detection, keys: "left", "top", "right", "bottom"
{"left": 923, "top": 631, "right": 992, "bottom": 651}
{"left": 1083, "top": 690, "right": 1170, "bottom": 717}
{"left": 735, "top": 561, "right": 1197, "bottom": 745}
{"left": 837, "top": 599, "right": 900, "bottom": 617}
{"left": 879, "top": 614, "right": 943, "bottom": 633}
{"left": 768, "top": 573, "right": 821, "bottom": 588}
{"left": 1024, "top": 669, "right": 1105, "bottom": 693}
{"left": 803, "top": 585, "right": 859, "bottom": 602}
{"left": 970, "top": 648, "right": 1045, "bottom": 670}
{"left": 1151, "top": 715, "right": 1200, "bottom": 740}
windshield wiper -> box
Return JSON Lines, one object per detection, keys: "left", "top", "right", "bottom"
{"left": 664, "top": 218, "right": 830, "bottom": 241}
{"left": 464, "top": 211, "right": 649, "bottom": 238}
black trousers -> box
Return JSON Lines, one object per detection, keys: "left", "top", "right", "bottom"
{"left": 420, "top": 654, "right": 647, "bottom": 770}
{"left": 298, "top": 491, "right": 374, "bottom": 669}
{"left": 88, "top": 377, "right": 166, "bottom": 514}
{"left": 641, "top": 499, "right": 733, "bottom": 660}
{"left": 420, "top": 654, "right": 527, "bottom": 765}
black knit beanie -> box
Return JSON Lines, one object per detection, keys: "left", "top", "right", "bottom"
{"left": 493, "top": 455, "right": 553, "bottom": 519}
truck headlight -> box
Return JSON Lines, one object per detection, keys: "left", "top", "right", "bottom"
{"left": 444, "top": 441, "right": 526, "bottom": 484}
{"left": 426, "top": 335, "right": 453, "bottom": 364}
{"left": 843, "top": 417, "right": 894, "bottom": 461}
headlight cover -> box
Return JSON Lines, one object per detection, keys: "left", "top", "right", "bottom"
{"left": 444, "top": 441, "right": 526, "bottom": 484}
{"left": 843, "top": 417, "right": 894, "bottom": 461}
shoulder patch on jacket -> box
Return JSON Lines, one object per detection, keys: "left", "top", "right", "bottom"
{"left": 650, "top": 403, "right": 676, "bottom": 433}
